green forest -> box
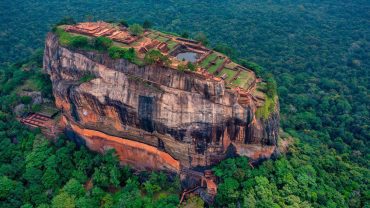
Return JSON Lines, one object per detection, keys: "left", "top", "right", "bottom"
{"left": 0, "top": 0, "right": 369, "bottom": 207}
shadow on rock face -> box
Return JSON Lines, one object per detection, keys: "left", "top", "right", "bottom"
{"left": 225, "top": 143, "right": 237, "bottom": 158}
{"left": 64, "top": 127, "right": 86, "bottom": 147}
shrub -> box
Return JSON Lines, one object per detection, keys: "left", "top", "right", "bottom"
{"left": 239, "top": 59, "right": 264, "bottom": 77}
{"left": 31, "top": 104, "right": 42, "bottom": 112}
{"left": 119, "top": 19, "right": 129, "bottom": 27}
{"left": 177, "top": 64, "right": 187, "bottom": 72}
{"left": 55, "top": 28, "right": 73, "bottom": 46}
{"left": 108, "top": 46, "right": 127, "bottom": 59}
{"left": 144, "top": 50, "right": 170, "bottom": 66}
{"left": 70, "top": 36, "right": 89, "bottom": 48}
{"left": 124, "top": 48, "right": 136, "bottom": 62}
{"left": 128, "top": 24, "right": 144, "bottom": 36}
{"left": 187, "top": 62, "right": 196, "bottom": 71}
{"left": 30, "top": 72, "right": 53, "bottom": 98}
{"left": 194, "top": 32, "right": 209, "bottom": 46}
{"left": 79, "top": 73, "right": 96, "bottom": 83}
{"left": 20, "top": 96, "right": 32, "bottom": 105}
{"left": 181, "top": 32, "right": 189, "bottom": 38}
{"left": 177, "top": 62, "right": 196, "bottom": 72}
{"left": 55, "top": 28, "right": 90, "bottom": 49}
{"left": 94, "top": 36, "right": 113, "bottom": 51}
{"left": 108, "top": 46, "right": 136, "bottom": 62}
{"left": 265, "top": 73, "right": 277, "bottom": 98}
{"left": 214, "top": 43, "right": 235, "bottom": 58}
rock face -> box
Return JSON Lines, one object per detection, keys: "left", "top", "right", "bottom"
{"left": 44, "top": 33, "right": 279, "bottom": 173}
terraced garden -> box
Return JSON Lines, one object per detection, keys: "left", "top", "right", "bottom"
{"left": 198, "top": 52, "right": 256, "bottom": 89}
{"left": 148, "top": 32, "right": 170, "bottom": 42}
{"left": 200, "top": 52, "right": 218, "bottom": 68}
{"left": 59, "top": 23, "right": 257, "bottom": 91}
{"left": 230, "top": 70, "right": 255, "bottom": 88}
{"left": 207, "top": 57, "right": 225, "bottom": 74}
{"left": 147, "top": 32, "right": 159, "bottom": 39}
{"left": 128, "top": 37, "right": 146, "bottom": 47}
{"left": 156, "top": 35, "right": 169, "bottom": 43}
{"left": 167, "top": 40, "right": 178, "bottom": 50}
{"left": 219, "top": 68, "right": 237, "bottom": 83}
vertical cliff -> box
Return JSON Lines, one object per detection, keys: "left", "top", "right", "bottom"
{"left": 44, "top": 32, "right": 279, "bottom": 172}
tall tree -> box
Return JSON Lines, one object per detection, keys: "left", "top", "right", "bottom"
{"left": 194, "top": 32, "right": 209, "bottom": 46}
{"left": 142, "top": 20, "right": 153, "bottom": 29}
{"left": 128, "top": 24, "right": 144, "bottom": 36}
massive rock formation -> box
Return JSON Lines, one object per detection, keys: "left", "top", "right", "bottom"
{"left": 44, "top": 32, "right": 279, "bottom": 173}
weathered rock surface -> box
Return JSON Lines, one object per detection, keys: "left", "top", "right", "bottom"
{"left": 44, "top": 33, "right": 279, "bottom": 172}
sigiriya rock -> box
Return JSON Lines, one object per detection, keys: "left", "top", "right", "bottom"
{"left": 44, "top": 22, "right": 280, "bottom": 173}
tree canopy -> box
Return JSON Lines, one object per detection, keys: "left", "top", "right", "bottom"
{"left": 128, "top": 24, "right": 144, "bottom": 36}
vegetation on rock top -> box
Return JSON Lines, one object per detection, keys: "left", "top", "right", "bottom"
{"left": 54, "top": 27, "right": 142, "bottom": 66}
